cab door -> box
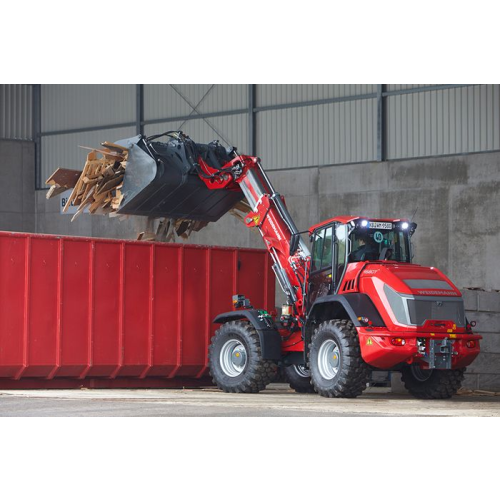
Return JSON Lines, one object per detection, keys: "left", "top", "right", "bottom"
{"left": 308, "top": 225, "right": 334, "bottom": 308}
{"left": 308, "top": 223, "right": 348, "bottom": 310}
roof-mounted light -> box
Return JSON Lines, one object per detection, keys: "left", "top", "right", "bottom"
{"left": 360, "top": 220, "right": 369, "bottom": 228}
{"left": 401, "top": 222, "right": 409, "bottom": 230}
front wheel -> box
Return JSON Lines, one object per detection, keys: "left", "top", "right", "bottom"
{"left": 401, "top": 365, "right": 465, "bottom": 399}
{"left": 309, "top": 319, "right": 370, "bottom": 398}
{"left": 208, "top": 321, "right": 277, "bottom": 393}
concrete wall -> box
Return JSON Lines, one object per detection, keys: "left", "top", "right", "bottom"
{"left": 463, "top": 289, "right": 500, "bottom": 391}
{"left": 0, "top": 140, "right": 35, "bottom": 233}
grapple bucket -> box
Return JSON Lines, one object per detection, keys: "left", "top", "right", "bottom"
{"left": 115, "top": 134, "right": 243, "bottom": 222}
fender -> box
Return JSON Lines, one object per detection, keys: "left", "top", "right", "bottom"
{"left": 213, "top": 310, "right": 282, "bottom": 360}
{"left": 304, "top": 293, "right": 385, "bottom": 346}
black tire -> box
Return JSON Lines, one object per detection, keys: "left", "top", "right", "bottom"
{"left": 309, "top": 319, "right": 370, "bottom": 398}
{"left": 208, "top": 321, "right": 277, "bottom": 393}
{"left": 401, "top": 365, "right": 465, "bottom": 399}
{"left": 283, "top": 364, "right": 316, "bottom": 393}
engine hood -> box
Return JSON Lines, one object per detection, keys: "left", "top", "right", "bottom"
{"left": 356, "top": 263, "right": 465, "bottom": 330}
{"left": 360, "top": 263, "right": 461, "bottom": 297}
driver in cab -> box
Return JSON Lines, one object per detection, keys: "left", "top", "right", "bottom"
{"left": 350, "top": 235, "right": 378, "bottom": 262}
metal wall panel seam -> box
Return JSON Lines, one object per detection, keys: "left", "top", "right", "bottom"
{"left": 136, "top": 84, "right": 144, "bottom": 136}
{"left": 169, "top": 246, "right": 184, "bottom": 378}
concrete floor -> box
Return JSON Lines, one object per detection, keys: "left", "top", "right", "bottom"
{"left": 1, "top": 384, "right": 499, "bottom": 417}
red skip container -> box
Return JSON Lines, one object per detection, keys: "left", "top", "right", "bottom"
{"left": 0, "top": 232, "right": 275, "bottom": 389}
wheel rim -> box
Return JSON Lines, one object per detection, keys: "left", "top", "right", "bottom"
{"left": 220, "top": 339, "right": 247, "bottom": 377}
{"left": 318, "top": 339, "right": 341, "bottom": 380}
{"left": 410, "top": 364, "right": 433, "bottom": 382}
{"left": 293, "top": 364, "right": 310, "bottom": 378}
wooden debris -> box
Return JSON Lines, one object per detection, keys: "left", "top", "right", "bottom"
{"left": 46, "top": 184, "right": 69, "bottom": 199}
{"left": 46, "top": 140, "right": 252, "bottom": 243}
{"left": 137, "top": 231, "right": 156, "bottom": 241}
{"left": 474, "top": 390, "right": 497, "bottom": 396}
{"left": 457, "top": 388, "right": 500, "bottom": 397}
{"left": 47, "top": 145, "right": 128, "bottom": 219}
{"left": 45, "top": 168, "right": 82, "bottom": 199}
{"left": 46, "top": 167, "right": 82, "bottom": 188}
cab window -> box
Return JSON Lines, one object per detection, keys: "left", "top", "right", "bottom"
{"left": 312, "top": 226, "right": 334, "bottom": 272}
{"left": 349, "top": 228, "right": 411, "bottom": 263}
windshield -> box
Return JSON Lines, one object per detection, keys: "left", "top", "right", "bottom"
{"left": 349, "top": 228, "right": 411, "bottom": 263}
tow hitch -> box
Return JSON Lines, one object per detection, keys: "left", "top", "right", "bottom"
{"left": 419, "top": 338, "right": 457, "bottom": 369}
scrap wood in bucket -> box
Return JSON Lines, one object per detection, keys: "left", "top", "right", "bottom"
{"left": 46, "top": 141, "right": 127, "bottom": 221}
{"left": 45, "top": 141, "right": 252, "bottom": 241}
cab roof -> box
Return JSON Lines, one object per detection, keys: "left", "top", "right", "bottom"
{"left": 308, "top": 216, "right": 410, "bottom": 235}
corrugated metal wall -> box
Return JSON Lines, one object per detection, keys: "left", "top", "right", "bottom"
{"left": 256, "top": 99, "right": 377, "bottom": 169}
{"left": 0, "top": 84, "right": 32, "bottom": 140}
{"left": 386, "top": 84, "right": 500, "bottom": 159}
{"left": 257, "top": 85, "right": 376, "bottom": 106}
{"left": 41, "top": 85, "right": 135, "bottom": 132}
{"left": 1, "top": 84, "right": 498, "bottom": 187}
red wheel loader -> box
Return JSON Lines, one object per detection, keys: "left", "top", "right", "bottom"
{"left": 111, "top": 131, "right": 481, "bottom": 399}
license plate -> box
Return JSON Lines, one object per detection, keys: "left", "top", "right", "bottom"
{"left": 369, "top": 221, "right": 393, "bottom": 230}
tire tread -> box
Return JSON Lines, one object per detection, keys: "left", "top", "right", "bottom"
{"left": 208, "top": 321, "right": 277, "bottom": 393}
{"left": 401, "top": 366, "right": 465, "bottom": 399}
{"left": 309, "top": 319, "right": 370, "bottom": 398}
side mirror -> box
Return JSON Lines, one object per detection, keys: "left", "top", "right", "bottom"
{"left": 290, "top": 233, "right": 300, "bottom": 256}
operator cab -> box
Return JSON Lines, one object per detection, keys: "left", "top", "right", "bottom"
{"left": 307, "top": 216, "right": 417, "bottom": 307}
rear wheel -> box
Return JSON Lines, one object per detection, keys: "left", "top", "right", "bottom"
{"left": 401, "top": 365, "right": 465, "bottom": 399}
{"left": 208, "top": 321, "right": 277, "bottom": 393}
{"left": 283, "top": 364, "right": 315, "bottom": 393}
{"left": 309, "top": 319, "right": 370, "bottom": 398}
